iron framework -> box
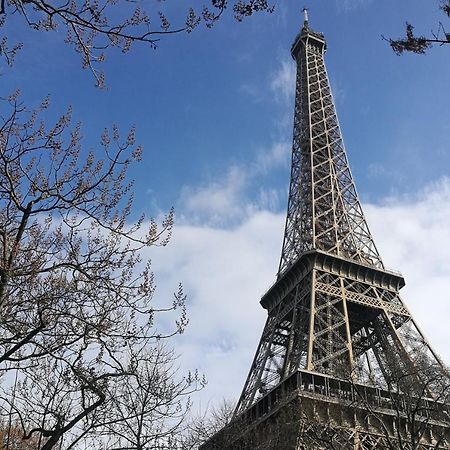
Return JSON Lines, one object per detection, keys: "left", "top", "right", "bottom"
{"left": 200, "top": 12, "right": 449, "bottom": 450}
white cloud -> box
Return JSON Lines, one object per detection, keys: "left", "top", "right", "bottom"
{"left": 239, "top": 83, "right": 263, "bottom": 101}
{"left": 366, "top": 177, "right": 450, "bottom": 360}
{"left": 367, "top": 162, "right": 401, "bottom": 180}
{"left": 270, "top": 58, "right": 296, "bottom": 104}
{"left": 329, "top": 77, "right": 346, "bottom": 107}
{"left": 178, "top": 142, "right": 290, "bottom": 226}
{"left": 150, "top": 176, "right": 450, "bottom": 411}
{"left": 180, "top": 165, "right": 248, "bottom": 226}
{"left": 253, "top": 141, "right": 290, "bottom": 175}
{"left": 150, "top": 211, "right": 283, "bottom": 407}
{"left": 336, "top": 0, "right": 374, "bottom": 13}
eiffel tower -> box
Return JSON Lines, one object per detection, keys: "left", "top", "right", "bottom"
{"left": 200, "top": 10, "right": 449, "bottom": 450}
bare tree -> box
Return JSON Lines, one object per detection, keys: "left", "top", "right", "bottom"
{"left": 0, "top": 91, "right": 206, "bottom": 449}
{"left": 0, "top": 421, "right": 42, "bottom": 448}
{"left": 386, "top": 0, "right": 450, "bottom": 54}
{"left": 94, "top": 345, "right": 206, "bottom": 450}
{"left": 185, "top": 398, "right": 341, "bottom": 450}
{"left": 184, "top": 400, "right": 236, "bottom": 449}
{"left": 0, "top": 0, "right": 273, "bottom": 86}
{"left": 350, "top": 360, "right": 450, "bottom": 449}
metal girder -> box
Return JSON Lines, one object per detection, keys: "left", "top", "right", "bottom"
{"left": 232, "top": 18, "right": 445, "bottom": 448}
{"left": 315, "top": 281, "right": 409, "bottom": 316}
{"left": 278, "top": 18, "right": 383, "bottom": 278}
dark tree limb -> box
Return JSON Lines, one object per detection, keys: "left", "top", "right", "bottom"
{"left": 387, "top": 2, "right": 450, "bottom": 55}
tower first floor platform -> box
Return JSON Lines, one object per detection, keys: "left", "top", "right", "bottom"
{"left": 200, "top": 370, "right": 450, "bottom": 449}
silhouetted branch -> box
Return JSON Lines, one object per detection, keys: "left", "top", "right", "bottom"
{"left": 387, "top": 1, "right": 450, "bottom": 55}
{"left": 0, "top": 0, "right": 274, "bottom": 86}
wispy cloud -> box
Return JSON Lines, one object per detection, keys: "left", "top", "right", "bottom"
{"left": 239, "top": 83, "right": 264, "bottom": 102}
{"left": 367, "top": 162, "right": 406, "bottom": 183}
{"left": 329, "top": 77, "right": 346, "bottom": 106}
{"left": 150, "top": 211, "right": 283, "bottom": 406}
{"left": 253, "top": 141, "right": 290, "bottom": 175}
{"left": 178, "top": 141, "right": 290, "bottom": 226}
{"left": 270, "top": 58, "right": 296, "bottom": 104}
{"left": 180, "top": 166, "right": 248, "bottom": 226}
{"left": 365, "top": 177, "right": 450, "bottom": 359}
{"left": 336, "top": 0, "right": 374, "bottom": 13}
{"left": 153, "top": 164, "right": 450, "bottom": 410}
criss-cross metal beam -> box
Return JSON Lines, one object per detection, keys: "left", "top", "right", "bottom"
{"left": 278, "top": 19, "right": 383, "bottom": 278}
{"left": 233, "top": 15, "right": 443, "bottom": 421}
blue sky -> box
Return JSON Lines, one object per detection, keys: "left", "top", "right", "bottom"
{"left": 4, "top": 0, "right": 450, "bottom": 211}
{"left": 2, "top": 0, "right": 450, "bottom": 409}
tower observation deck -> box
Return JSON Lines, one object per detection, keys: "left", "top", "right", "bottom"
{"left": 200, "top": 11, "right": 449, "bottom": 450}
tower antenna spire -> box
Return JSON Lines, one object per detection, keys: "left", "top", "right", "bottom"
{"left": 302, "top": 7, "right": 309, "bottom": 27}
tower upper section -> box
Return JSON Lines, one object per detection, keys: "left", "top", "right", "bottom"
{"left": 278, "top": 13, "right": 384, "bottom": 277}
{"left": 291, "top": 9, "right": 327, "bottom": 59}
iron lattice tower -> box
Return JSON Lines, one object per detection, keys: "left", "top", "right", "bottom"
{"left": 201, "top": 11, "right": 449, "bottom": 450}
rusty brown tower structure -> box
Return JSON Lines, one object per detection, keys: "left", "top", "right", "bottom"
{"left": 201, "top": 10, "right": 449, "bottom": 450}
